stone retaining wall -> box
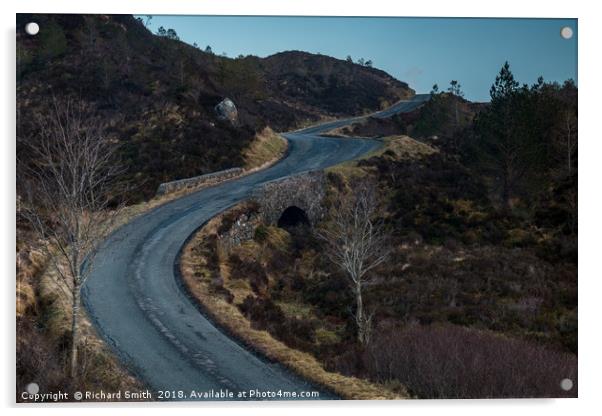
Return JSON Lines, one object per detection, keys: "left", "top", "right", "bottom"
{"left": 156, "top": 167, "right": 243, "bottom": 196}
{"left": 218, "top": 211, "right": 261, "bottom": 253}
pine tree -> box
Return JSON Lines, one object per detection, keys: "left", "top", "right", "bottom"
{"left": 166, "top": 28, "right": 179, "bottom": 41}
{"left": 472, "top": 62, "right": 542, "bottom": 208}
{"left": 490, "top": 61, "right": 519, "bottom": 102}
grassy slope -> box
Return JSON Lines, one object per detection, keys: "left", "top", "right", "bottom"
{"left": 243, "top": 127, "right": 288, "bottom": 171}
{"left": 179, "top": 217, "right": 406, "bottom": 400}
{"left": 326, "top": 135, "right": 437, "bottom": 179}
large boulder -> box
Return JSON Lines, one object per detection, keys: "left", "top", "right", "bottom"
{"left": 214, "top": 98, "right": 238, "bottom": 124}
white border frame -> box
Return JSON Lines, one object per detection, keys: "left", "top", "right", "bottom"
{"left": 2, "top": 1, "right": 599, "bottom": 415}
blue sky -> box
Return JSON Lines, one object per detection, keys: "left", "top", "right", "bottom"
{"left": 139, "top": 16, "right": 577, "bottom": 102}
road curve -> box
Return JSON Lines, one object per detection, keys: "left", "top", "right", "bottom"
{"left": 82, "top": 94, "right": 429, "bottom": 401}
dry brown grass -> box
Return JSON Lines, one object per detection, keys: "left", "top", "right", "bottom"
{"left": 377, "top": 135, "right": 438, "bottom": 159}
{"left": 243, "top": 127, "right": 288, "bottom": 170}
{"left": 326, "top": 135, "right": 437, "bottom": 180}
{"left": 16, "top": 246, "right": 46, "bottom": 318}
{"left": 179, "top": 208, "right": 407, "bottom": 400}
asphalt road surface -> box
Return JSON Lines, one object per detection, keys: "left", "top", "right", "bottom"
{"left": 82, "top": 94, "right": 429, "bottom": 401}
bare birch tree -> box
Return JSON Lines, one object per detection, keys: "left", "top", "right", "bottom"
{"left": 18, "top": 98, "right": 123, "bottom": 378}
{"left": 317, "top": 182, "right": 391, "bottom": 345}
{"left": 562, "top": 108, "right": 577, "bottom": 177}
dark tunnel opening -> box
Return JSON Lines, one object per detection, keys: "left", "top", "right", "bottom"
{"left": 277, "top": 206, "right": 310, "bottom": 229}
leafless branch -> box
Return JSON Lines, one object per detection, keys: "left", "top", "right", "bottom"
{"left": 18, "top": 96, "right": 125, "bottom": 377}
{"left": 317, "top": 180, "right": 391, "bottom": 345}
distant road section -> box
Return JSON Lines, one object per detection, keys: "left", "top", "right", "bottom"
{"left": 82, "top": 95, "right": 429, "bottom": 401}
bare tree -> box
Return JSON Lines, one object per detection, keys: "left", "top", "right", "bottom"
{"left": 317, "top": 182, "right": 391, "bottom": 345}
{"left": 562, "top": 108, "right": 577, "bottom": 177}
{"left": 18, "top": 98, "right": 123, "bottom": 378}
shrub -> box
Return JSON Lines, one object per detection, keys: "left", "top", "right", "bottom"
{"left": 253, "top": 225, "right": 268, "bottom": 242}
{"left": 362, "top": 323, "right": 577, "bottom": 398}
{"left": 239, "top": 296, "right": 283, "bottom": 328}
{"left": 38, "top": 21, "right": 68, "bottom": 61}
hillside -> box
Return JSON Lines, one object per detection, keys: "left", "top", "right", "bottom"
{"left": 181, "top": 69, "right": 577, "bottom": 398}
{"left": 261, "top": 51, "right": 413, "bottom": 115}
{"left": 321, "top": 93, "right": 484, "bottom": 141}
{"left": 16, "top": 14, "right": 413, "bottom": 201}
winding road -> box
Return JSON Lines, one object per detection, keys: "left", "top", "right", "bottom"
{"left": 82, "top": 94, "right": 430, "bottom": 401}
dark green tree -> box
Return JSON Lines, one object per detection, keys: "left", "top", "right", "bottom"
{"left": 166, "top": 28, "right": 179, "bottom": 40}
{"left": 471, "top": 62, "right": 549, "bottom": 208}
{"left": 156, "top": 26, "right": 166, "bottom": 37}
{"left": 38, "top": 21, "right": 67, "bottom": 61}
{"left": 489, "top": 61, "right": 519, "bottom": 101}
{"left": 448, "top": 80, "right": 463, "bottom": 96}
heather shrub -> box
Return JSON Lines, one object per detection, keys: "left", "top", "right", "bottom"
{"left": 362, "top": 323, "right": 577, "bottom": 398}
{"left": 238, "top": 296, "right": 317, "bottom": 351}
{"left": 228, "top": 253, "right": 267, "bottom": 295}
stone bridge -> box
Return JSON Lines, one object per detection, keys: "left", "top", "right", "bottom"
{"left": 218, "top": 171, "right": 327, "bottom": 249}
{"left": 252, "top": 171, "right": 326, "bottom": 228}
